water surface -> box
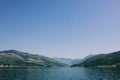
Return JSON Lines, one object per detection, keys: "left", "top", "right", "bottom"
{"left": 0, "top": 67, "right": 120, "bottom": 80}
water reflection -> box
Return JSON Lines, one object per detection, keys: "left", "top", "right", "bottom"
{"left": 0, "top": 67, "right": 120, "bottom": 80}
{"left": 83, "top": 67, "right": 120, "bottom": 80}
{"left": 0, "top": 67, "right": 28, "bottom": 80}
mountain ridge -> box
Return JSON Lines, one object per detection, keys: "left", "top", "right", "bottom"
{"left": 54, "top": 57, "right": 81, "bottom": 66}
{"left": 0, "top": 50, "right": 67, "bottom": 67}
{"left": 71, "top": 51, "right": 120, "bottom": 67}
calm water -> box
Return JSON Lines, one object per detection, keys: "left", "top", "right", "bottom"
{"left": 0, "top": 67, "right": 120, "bottom": 80}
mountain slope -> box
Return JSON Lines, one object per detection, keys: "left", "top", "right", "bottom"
{"left": 54, "top": 58, "right": 81, "bottom": 66}
{"left": 0, "top": 50, "right": 67, "bottom": 67}
{"left": 71, "top": 51, "right": 120, "bottom": 67}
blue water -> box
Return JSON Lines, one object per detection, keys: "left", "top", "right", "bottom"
{"left": 0, "top": 67, "right": 120, "bottom": 80}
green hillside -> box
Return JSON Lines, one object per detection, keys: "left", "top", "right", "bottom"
{"left": 71, "top": 51, "right": 120, "bottom": 67}
{"left": 0, "top": 50, "right": 67, "bottom": 67}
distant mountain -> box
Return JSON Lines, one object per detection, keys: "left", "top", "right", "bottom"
{"left": 54, "top": 58, "right": 81, "bottom": 66}
{"left": 71, "top": 51, "right": 120, "bottom": 67}
{"left": 0, "top": 50, "right": 67, "bottom": 67}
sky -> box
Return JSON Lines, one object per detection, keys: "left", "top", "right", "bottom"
{"left": 0, "top": 0, "right": 120, "bottom": 59}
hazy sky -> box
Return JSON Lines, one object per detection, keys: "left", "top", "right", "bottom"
{"left": 0, "top": 0, "right": 120, "bottom": 58}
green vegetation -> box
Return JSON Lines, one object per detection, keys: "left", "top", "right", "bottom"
{"left": 71, "top": 51, "right": 120, "bottom": 67}
{"left": 0, "top": 50, "right": 67, "bottom": 67}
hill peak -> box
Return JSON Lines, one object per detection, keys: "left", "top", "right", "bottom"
{"left": 0, "top": 50, "right": 23, "bottom": 54}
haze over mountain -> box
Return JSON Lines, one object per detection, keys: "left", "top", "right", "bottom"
{"left": 0, "top": 50, "right": 67, "bottom": 67}
{"left": 54, "top": 58, "right": 81, "bottom": 66}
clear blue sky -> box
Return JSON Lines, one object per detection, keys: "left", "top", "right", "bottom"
{"left": 0, "top": 0, "right": 120, "bottom": 58}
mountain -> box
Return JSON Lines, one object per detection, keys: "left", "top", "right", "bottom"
{"left": 81, "top": 55, "right": 95, "bottom": 62}
{"left": 71, "top": 51, "right": 120, "bottom": 67}
{"left": 54, "top": 58, "right": 81, "bottom": 66}
{"left": 0, "top": 50, "right": 67, "bottom": 67}
{"left": 76, "top": 55, "right": 96, "bottom": 64}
